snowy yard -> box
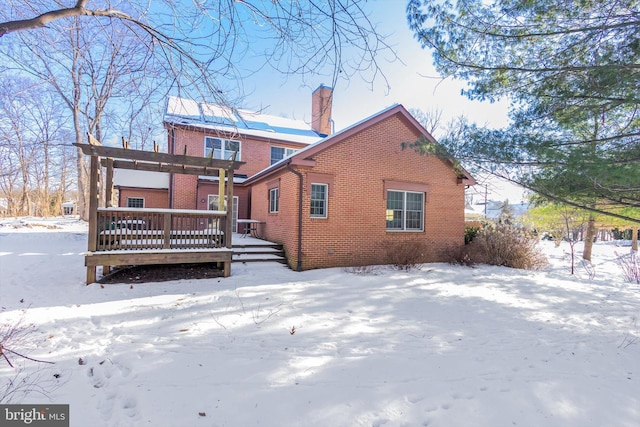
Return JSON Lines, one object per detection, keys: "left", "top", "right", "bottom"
{"left": 1, "top": 217, "right": 639, "bottom": 427}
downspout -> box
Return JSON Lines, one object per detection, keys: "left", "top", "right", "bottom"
{"left": 286, "top": 162, "right": 303, "bottom": 272}
{"left": 169, "top": 127, "right": 175, "bottom": 209}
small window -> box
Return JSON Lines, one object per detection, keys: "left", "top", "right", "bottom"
{"left": 310, "top": 183, "right": 328, "bottom": 218}
{"left": 205, "top": 137, "right": 241, "bottom": 160}
{"left": 270, "top": 146, "right": 297, "bottom": 165}
{"left": 126, "top": 197, "right": 144, "bottom": 208}
{"left": 269, "top": 188, "right": 279, "bottom": 213}
{"left": 386, "top": 190, "right": 424, "bottom": 231}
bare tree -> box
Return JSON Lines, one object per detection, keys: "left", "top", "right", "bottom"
{"left": 0, "top": 1, "right": 391, "bottom": 100}
{"left": 0, "top": 79, "right": 38, "bottom": 215}
{"left": 3, "top": 14, "right": 169, "bottom": 218}
{"left": 1, "top": 1, "right": 392, "bottom": 219}
{"left": 0, "top": 77, "right": 71, "bottom": 217}
{"left": 409, "top": 107, "right": 444, "bottom": 139}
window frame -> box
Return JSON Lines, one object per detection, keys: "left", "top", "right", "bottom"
{"left": 126, "top": 197, "right": 145, "bottom": 208}
{"left": 385, "top": 189, "right": 424, "bottom": 232}
{"left": 310, "top": 183, "right": 328, "bottom": 219}
{"left": 204, "top": 136, "right": 241, "bottom": 160}
{"left": 270, "top": 146, "right": 298, "bottom": 165}
{"left": 269, "top": 187, "right": 279, "bottom": 213}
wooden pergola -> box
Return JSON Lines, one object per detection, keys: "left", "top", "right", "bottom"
{"left": 75, "top": 135, "right": 244, "bottom": 284}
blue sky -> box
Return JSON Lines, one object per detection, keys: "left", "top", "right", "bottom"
{"left": 232, "top": 1, "right": 520, "bottom": 202}
{"left": 237, "top": 0, "right": 510, "bottom": 132}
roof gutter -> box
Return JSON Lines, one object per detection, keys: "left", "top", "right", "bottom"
{"left": 286, "top": 161, "right": 303, "bottom": 272}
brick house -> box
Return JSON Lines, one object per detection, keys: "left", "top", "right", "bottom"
{"left": 117, "top": 85, "right": 475, "bottom": 270}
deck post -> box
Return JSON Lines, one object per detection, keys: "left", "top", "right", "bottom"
{"left": 102, "top": 157, "right": 114, "bottom": 278}
{"left": 225, "top": 168, "right": 233, "bottom": 249}
{"left": 163, "top": 212, "right": 172, "bottom": 249}
{"left": 105, "top": 157, "right": 114, "bottom": 207}
{"left": 219, "top": 168, "right": 226, "bottom": 211}
{"left": 86, "top": 154, "right": 100, "bottom": 284}
{"left": 224, "top": 167, "right": 233, "bottom": 276}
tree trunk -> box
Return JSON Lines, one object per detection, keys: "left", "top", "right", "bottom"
{"left": 583, "top": 216, "right": 596, "bottom": 261}
{"left": 75, "top": 106, "right": 89, "bottom": 220}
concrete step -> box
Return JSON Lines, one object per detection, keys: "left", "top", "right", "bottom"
{"left": 232, "top": 243, "right": 286, "bottom": 264}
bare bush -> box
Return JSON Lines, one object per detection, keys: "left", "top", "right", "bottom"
{"left": 470, "top": 223, "right": 548, "bottom": 270}
{"left": 581, "top": 260, "right": 596, "bottom": 280}
{"left": 1, "top": 368, "right": 62, "bottom": 404}
{"left": 616, "top": 251, "right": 640, "bottom": 284}
{"left": 1, "top": 316, "right": 58, "bottom": 403}
{"left": 383, "top": 239, "right": 429, "bottom": 271}
{"left": 440, "top": 244, "right": 475, "bottom": 267}
{"left": 0, "top": 317, "right": 53, "bottom": 367}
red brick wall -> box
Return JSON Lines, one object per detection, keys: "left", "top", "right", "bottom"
{"left": 196, "top": 180, "right": 250, "bottom": 219}
{"left": 117, "top": 188, "right": 169, "bottom": 208}
{"left": 250, "top": 113, "right": 466, "bottom": 270}
{"left": 251, "top": 171, "right": 302, "bottom": 268}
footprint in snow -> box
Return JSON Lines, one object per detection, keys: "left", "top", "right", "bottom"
{"left": 451, "top": 391, "right": 474, "bottom": 400}
{"left": 87, "top": 358, "right": 137, "bottom": 422}
{"left": 424, "top": 404, "right": 439, "bottom": 413}
{"left": 121, "top": 396, "right": 138, "bottom": 418}
{"left": 371, "top": 418, "right": 389, "bottom": 427}
{"left": 406, "top": 394, "right": 425, "bottom": 404}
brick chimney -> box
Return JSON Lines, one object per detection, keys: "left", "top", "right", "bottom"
{"left": 311, "top": 84, "right": 333, "bottom": 136}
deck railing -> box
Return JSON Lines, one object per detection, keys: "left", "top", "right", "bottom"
{"left": 95, "top": 207, "right": 227, "bottom": 251}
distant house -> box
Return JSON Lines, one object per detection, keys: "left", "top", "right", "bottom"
{"left": 118, "top": 85, "right": 475, "bottom": 270}
{"left": 61, "top": 201, "right": 77, "bottom": 217}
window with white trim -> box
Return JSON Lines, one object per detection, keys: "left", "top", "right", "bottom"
{"left": 310, "top": 183, "right": 328, "bottom": 218}
{"left": 205, "top": 137, "right": 241, "bottom": 160}
{"left": 269, "top": 187, "right": 279, "bottom": 213}
{"left": 270, "top": 146, "right": 297, "bottom": 165}
{"left": 126, "top": 197, "right": 144, "bottom": 208}
{"left": 386, "top": 190, "right": 424, "bottom": 231}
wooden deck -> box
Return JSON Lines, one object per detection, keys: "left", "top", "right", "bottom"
{"left": 75, "top": 136, "right": 244, "bottom": 285}
{"left": 86, "top": 207, "right": 233, "bottom": 283}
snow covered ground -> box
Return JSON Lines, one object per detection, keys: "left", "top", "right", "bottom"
{"left": 0, "top": 217, "right": 639, "bottom": 427}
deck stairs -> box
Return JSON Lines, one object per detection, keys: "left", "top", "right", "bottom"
{"left": 231, "top": 242, "right": 287, "bottom": 264}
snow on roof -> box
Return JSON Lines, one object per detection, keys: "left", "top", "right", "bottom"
{"left": 201, "top": 103, "right": 237, "bottom": 126}
{"left": 114, "top": 169, "right": 170, "bottom": 189}
{"left": 166, "top": 97, "right": 201, "bottom": 119}
{"left": 164, "top": 96, "right": 321, "bottom": 145}
{"left": 198, "top": 175, "right": 247, "bottom": 184}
